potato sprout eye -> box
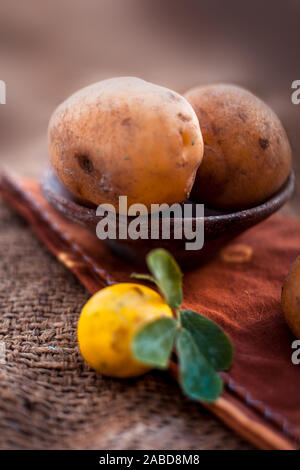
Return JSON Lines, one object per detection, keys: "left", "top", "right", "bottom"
{"left": 77, "top": 154, "right": 94, "bottom": 174}
{"left": 181, "top": 130, "right": 191, "bottom": 147}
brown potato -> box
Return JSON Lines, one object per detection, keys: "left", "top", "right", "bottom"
{"left": 184, "top": 84, "right": 292, "bottom": 210}
{"left": 48, "top": 77, "right": 203, "bottom": 213}
{"left": 282, "top": 256, "right": 300, "bottom": 339}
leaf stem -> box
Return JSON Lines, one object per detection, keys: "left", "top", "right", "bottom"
{"left": 174, "top": 307, "right": 182, "bottom": 327}
{"left": 131, "top": 273, "right": 158, "bottom": 286}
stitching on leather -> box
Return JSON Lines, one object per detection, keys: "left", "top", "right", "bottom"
{"left": 222, "top": 374, "right": 299, "bottom": 444}
{"left": 8, "top": 178, "right": 115, "bottom": 287}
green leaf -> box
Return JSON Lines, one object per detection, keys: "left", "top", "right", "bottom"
{"left": 176, "top": 328, "right": 223, "bottom": 402}
{"left": 146, "top": 249, "right": 183, "bottom": 309}
{"left": 180, "top": 310, "right": 233, "bottom": 371}
{"left": 132, "top": 317, "right": 178, "bottom": 368}
{"left": 130, "top": 273, "right": 157, "bottom": 285}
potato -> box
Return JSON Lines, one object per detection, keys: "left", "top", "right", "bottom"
{"left": 184, "top": 84, "right": 292, "bottom": 210}
{"left": 282, "top": 256, "right": 300, "bottom": 339}
{"left": 48, "top": 77, "right": 203, "bottom": 213}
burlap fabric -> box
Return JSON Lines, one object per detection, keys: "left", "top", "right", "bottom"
{"left": 0, "top": 201, "right": 252, "bottom": 449}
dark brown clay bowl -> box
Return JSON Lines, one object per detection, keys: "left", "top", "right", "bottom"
{"left": 41, "top": 167, "right": 295, "bottom": 268}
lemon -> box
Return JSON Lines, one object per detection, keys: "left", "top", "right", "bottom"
{"left": 77, "top": 283, "right": 173, "bottom": 378}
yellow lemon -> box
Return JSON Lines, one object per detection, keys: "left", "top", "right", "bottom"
{"left": 77, "top": 283, "right": 173, "bottom": 378}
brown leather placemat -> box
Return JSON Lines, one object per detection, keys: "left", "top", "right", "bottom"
{"left": 1, "top": 173, "right": 300, "bottom": 450}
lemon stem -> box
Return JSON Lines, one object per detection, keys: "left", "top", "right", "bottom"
{"left": 174, "top": 307, "right": 181, "bottom": 327}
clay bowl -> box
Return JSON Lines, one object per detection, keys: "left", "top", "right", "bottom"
{"left": 41, "top": 167, "right": 295, "bottom": 268}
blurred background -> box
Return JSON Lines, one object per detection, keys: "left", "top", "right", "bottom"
{"left": 0, "top": 0, "right": 299, "bottom": 211}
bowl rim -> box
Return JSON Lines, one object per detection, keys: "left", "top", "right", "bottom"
{"left": 41, "top": 168, "right": 295, "bottom": 226}
{"left": 200, "top": 170, "right": 295, "bottom": 223}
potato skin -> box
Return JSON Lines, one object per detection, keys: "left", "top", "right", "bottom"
{"left": 184, "top": 84, "right": 292, "bottom": 210}
{"left": 48, "top": 77, "right": 203, "bottom": 212}
{"left": 282, "top": 256, "right": 300, "bottom": 339}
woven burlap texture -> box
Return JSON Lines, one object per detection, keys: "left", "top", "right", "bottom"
{"left": 0, "top": 202, "right": 251, "bottom": 450}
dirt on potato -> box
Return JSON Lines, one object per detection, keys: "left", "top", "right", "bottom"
{"left": 48, "top": 77, "right": 204, "bottom": 213}
{"left": 184, "top": 83, "right": 292, "bottom": 210}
